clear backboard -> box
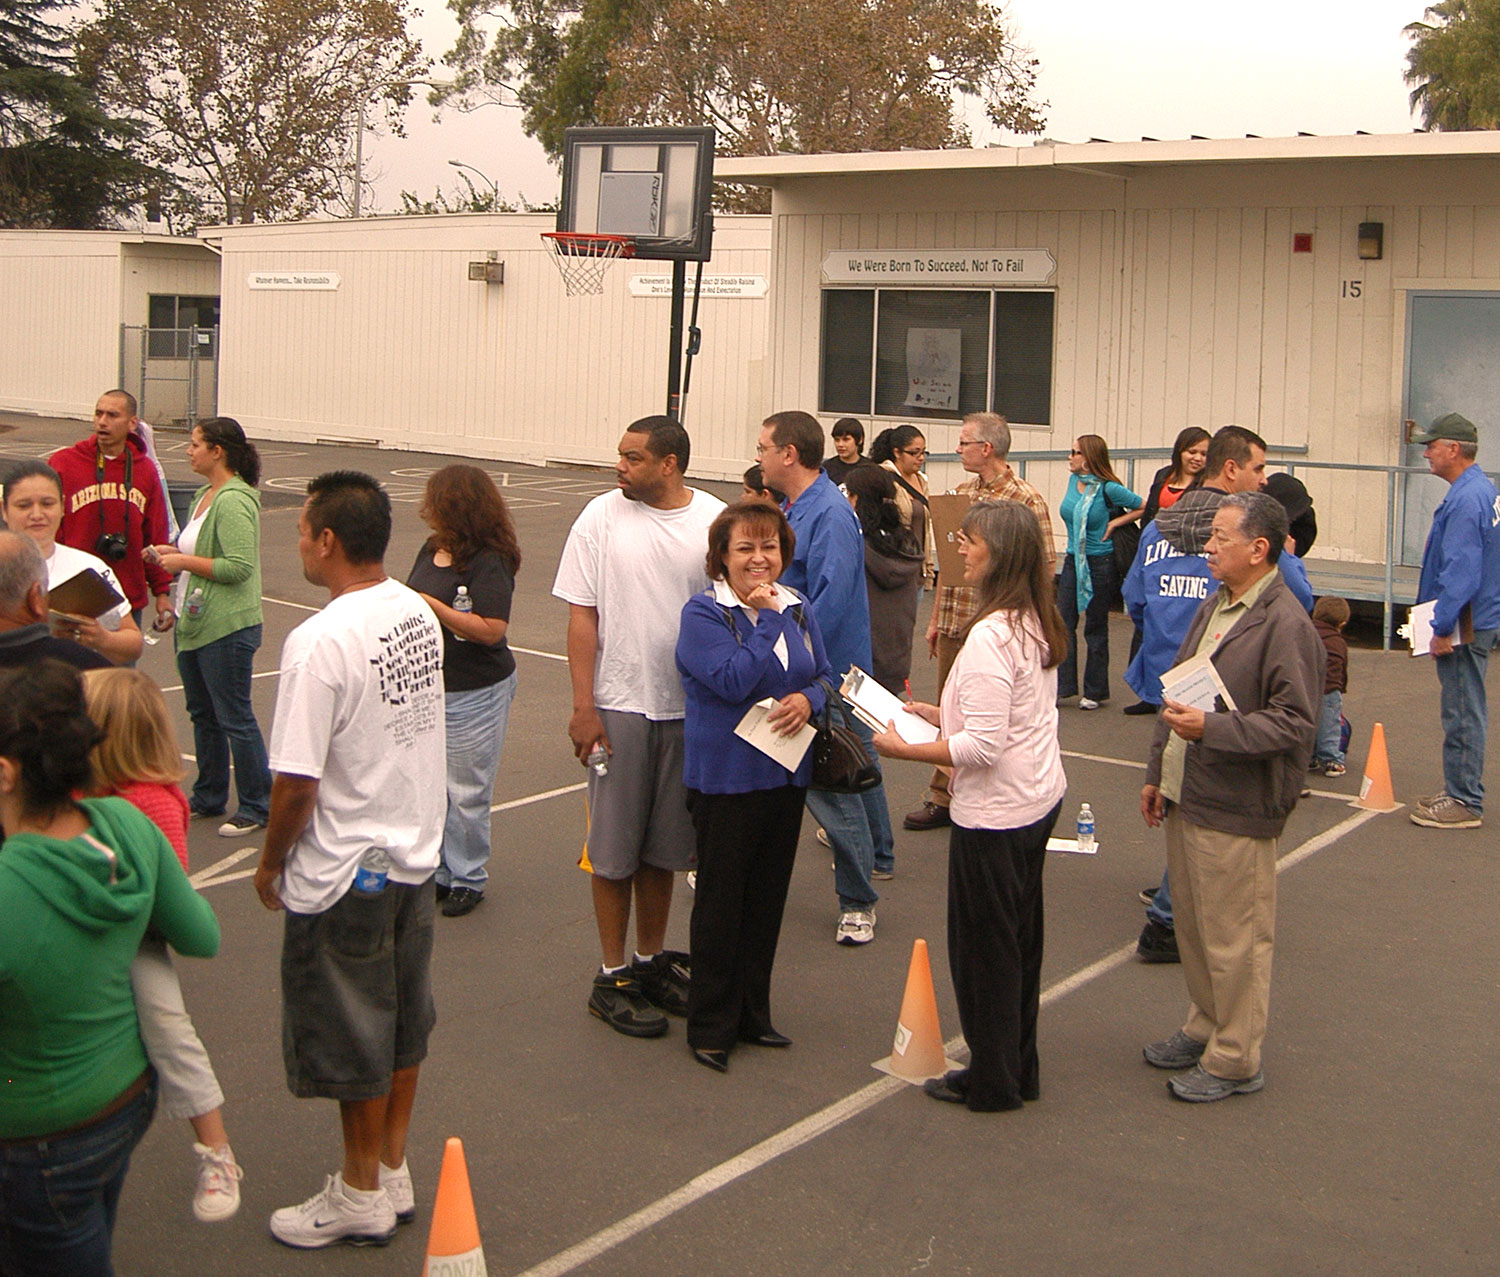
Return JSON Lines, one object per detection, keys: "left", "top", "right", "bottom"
{"left": 555, "top": 126, "right": 715, "bottom": 262}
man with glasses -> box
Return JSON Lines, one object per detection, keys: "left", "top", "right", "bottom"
{"left": 756, "top": 410, "right": 892, "bottom": 945}
{"left": 1140, "top": 492, "right": 1322, "bottom": 1102}
{"left": 904, "top": 412, "right": 1055, "bottom": 832}
{"left": 1407, "top": 413, "right": 1500, "bottom": 829}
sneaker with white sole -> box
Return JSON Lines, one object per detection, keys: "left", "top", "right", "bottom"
{"left": 1078, "top": 698, "right": 1101, "bottom": 711}
{"left": 1410, "top": 794, "right": 1482, "bottom": 828}
{"left": 835, "top": 909, "right": 876, "bottom": 945}
{"left": 218, "top": 815, "right": 265, "bottom": 838}
{"left": 378, "top": 1159, "right": 415, "bottom": 1224}
{"left": 192, "top": 1143, "right": 243, "bottom": 1223}
{"left": 269, "top": 1173, "right": 396, "bottom": 1249}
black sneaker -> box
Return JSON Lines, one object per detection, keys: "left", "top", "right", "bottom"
{"left": 632, "top": 951, "right": 690, "bottom": 1017}
{"left": 441, "top": 887, "right": 483, "bottom": 917}
{"left": 588, "top": 971, "right": 669, "bottom": 1038}
{"left": 1136, "top": 918, "right": 1180, "bottom": 964}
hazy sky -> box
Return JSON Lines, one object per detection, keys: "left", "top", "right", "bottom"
{"left": 361, "top": 0, "right": 1428, "bottom": 213}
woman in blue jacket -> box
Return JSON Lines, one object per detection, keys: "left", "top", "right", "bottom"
{"left": 1057, "top": 434, "right": 1143, "bottom": 708}
{"left": 676, "top": 501, "right": 833, "bottom": 1074}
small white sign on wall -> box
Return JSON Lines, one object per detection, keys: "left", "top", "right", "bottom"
{"left": 248, "top": 271, "right": 342, "bottom": 290}
{"left": 628, "top": 274, "right": 768, "bottom": 298}
{"left": 820, "top": 250, "right": 1055, "bottom": 286}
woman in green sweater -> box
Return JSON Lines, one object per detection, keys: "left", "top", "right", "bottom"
{"left": 0, "top": 660, "right": 220, "bottom": 1274}
{"left": 147, "top": 417, "right": 272, "bottom": 838}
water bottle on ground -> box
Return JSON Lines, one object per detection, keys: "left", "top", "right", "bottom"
{"left": 1076, "top": 803, "right": 1096, "bottom": 853}
{"left": 586, "top": 744, "right": 609, "bottom": 777}
{"left": 353, "top": 847, "right": 390, "bottom": 894}
{"left": 451, "top": 585, "right": 472, "bottom": 641}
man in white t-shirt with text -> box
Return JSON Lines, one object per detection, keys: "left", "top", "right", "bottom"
{"left": 254, "top": 470, "right": 446, "bottom": 1250}
{"left": 553, "top": 416, "right": 724, "bottom": 1039}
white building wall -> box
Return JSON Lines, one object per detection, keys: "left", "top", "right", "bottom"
{"left": 214, "top": 213, "right": 771, "bottom": 479}
{"left": 759, "top": 155, "right": 1500, "bottom": 564}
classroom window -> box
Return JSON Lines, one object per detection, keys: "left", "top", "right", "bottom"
{"left": 818, "top": 287, "right": 1054, "bottom": 425}
{"left": 148, "top": 294, "right": 221, "bottom": 358}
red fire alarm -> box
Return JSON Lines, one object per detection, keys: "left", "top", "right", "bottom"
{"left": 1293, "top": 233, "right": 1313, "bottom": 253}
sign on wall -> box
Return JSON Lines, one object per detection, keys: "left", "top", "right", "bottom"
{"left": 628, "top": 274, "right": 768, "bottom": 298}
{"left": 247, "top": 271, "right": 342, "bottom": 290}
{"left": 820, "top": 249, "right": 1055, "bottom": 286}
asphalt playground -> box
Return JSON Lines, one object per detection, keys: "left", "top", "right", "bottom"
{"left": 2, "top": 411, "right": 1495, "bottom": 1277}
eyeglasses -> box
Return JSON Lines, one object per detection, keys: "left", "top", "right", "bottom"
{"left": 1069, "top": 449, "right": 1083, "bottom": 456}
{"left": 754, "top": 442, "right": 784, "bottom": 457}
{"left": 955, "top": 439, "right": 984, "bottom": 451}
{"left": 900, "top": 447, "right": 928, "bottom": 458}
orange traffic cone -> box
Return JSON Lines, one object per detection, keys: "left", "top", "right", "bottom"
{"left": 423, "top": 1137, "right": 486, "bottom": 1277}
{"left": 1351, "top": 721, "right": 1401, "bottom": 812}
{"left": 873, "top": 938, "right": 960, "bottom": 1084}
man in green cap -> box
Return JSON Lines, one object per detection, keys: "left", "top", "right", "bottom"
{"left": 1408, "top": 412, "right": 1500, "bottom": 829}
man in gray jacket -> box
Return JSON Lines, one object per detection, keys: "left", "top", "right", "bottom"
{"left": 1139, "top": 492, "right": 1323, "bottom": 1103}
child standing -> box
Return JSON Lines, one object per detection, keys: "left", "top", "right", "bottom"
{"left": 1311, "top": 597, "right": 1350, "bottom": 777}
{"left": 83, "top": 668, "right": 244, "bottom": 1222}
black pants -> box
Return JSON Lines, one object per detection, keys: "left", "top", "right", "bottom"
{"left": 947, "top": 803, "right": 1062, "bottom": 1111}
{"left": 686, "top": 785, "right": 806, "bottom": 1051}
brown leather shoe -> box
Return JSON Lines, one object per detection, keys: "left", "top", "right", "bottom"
{"left": 903, "top": 801, "right": 952, "bottom": 831}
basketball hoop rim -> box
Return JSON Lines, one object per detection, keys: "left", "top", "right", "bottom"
{"left": 541, "top": 231, "right": 638, "bottom": 258}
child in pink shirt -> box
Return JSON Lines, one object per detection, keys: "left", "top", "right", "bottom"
{"left": 84, "top": 668, "right": 244, "bottom": 1223}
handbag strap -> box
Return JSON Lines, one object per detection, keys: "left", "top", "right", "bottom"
{"left": 890, "top": 471, "right": 930, "bottom": 509}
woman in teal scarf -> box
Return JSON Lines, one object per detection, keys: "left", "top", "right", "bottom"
{"left": 1056, "top": 435, "right": 1142, "bottom": 708}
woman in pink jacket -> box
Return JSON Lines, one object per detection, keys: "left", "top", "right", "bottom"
{"left": 873, "top": 500, "right": 1068, "bottom": 1112}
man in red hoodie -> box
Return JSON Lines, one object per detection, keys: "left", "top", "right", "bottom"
{"left": 49, "top": 390, "right": 175, "bottom": 631}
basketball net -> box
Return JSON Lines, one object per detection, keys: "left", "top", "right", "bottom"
{"left": 542, "top": 232, "right": 634, "bottom": 297}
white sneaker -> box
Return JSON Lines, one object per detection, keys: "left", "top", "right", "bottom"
{"left": 192, "top": 1143, "right": 243, "bottom": 1223}
{"left": 378, "top": 1159, "right": 415, "bottom": 1224}
{"left": 1079, "top": 698, "right": 1101, "bottom": 711}
{"left": 815, "top": 827, "right": 831, "bottom": 848}
{"left": 836, "top": 909, "right": 876, "bottom": 945}
{"left": 269, "top": 1173, "right": 396, "bottom": 1249}
{"left": 686, "top": 871, "right": 697, "bottom": 890}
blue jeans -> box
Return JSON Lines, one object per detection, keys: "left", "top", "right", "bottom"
{"left": 1057, "top": 553, "right": 1117, "bottom": 702}
{"left": 1436, "top": 627, "right": 1497, "bottom": 813}
{"left": 1147, "top": 865, "right": 1173, "bottom": 928}
{"left": 1314, "top": 690, "right": 1345, "bottom": 765}
{"left": 438, "top": 672, "right": 518, "bottom": 890}
{"left": 804, "top": 713, "right": 894, "bottom": 911}
{"left": 177, "top": 624, "right": 271, "bottom": 824}
{"left": 0, "top": 1073, "right": 157, "bottom": 1276}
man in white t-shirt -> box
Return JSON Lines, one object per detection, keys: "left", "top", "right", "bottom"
{"left": 553, "top": 416, "right": 724, "bottom": 1039}
{"left": 254, "top": 471, "right": 446, "bottom": 1250}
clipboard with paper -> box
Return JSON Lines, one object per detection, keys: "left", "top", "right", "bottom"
{"left": 838, "top": 666, "right": 940, "bottom": 744}
{"left": 1158, "top": 651, "right": 1238, "bottom": 713}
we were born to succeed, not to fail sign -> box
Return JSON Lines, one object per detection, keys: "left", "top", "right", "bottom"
{"left": 820, "top": 249, "right": 1056, "bottom": 287}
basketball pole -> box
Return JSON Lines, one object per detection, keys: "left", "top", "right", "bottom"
{"left": 666, "top": 260, "right": 687, "bottom": 420}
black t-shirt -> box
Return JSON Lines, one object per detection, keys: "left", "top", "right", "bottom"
{"left": 406, "top": 544, "right": 517, "bottom": 692}
{"left": 823, "top": 455, "right": 876, "bottom": 487}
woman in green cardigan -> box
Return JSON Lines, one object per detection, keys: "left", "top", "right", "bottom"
{"left": 147, "top": 417, "right": 272, "bottom": 838}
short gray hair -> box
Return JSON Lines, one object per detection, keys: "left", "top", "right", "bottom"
{"left": 962, "top": 411, "right": 1011, "bottom": 459}
{"left": 1458, "top": 440, "right": 1479, "bottom": 461}
{"left": 1220, "top": 491, "right": 1288, "bottom": 565}
{"left": 0, "top": 530, "right": 46, "bottom": 611}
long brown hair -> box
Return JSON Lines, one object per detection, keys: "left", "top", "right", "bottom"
{"left": 958, "top": 501, "right": 1067, "bottom": 670}
{"left": 1075, "top": 434, "right": 1124, "bottom": 486}
{"left": 421, "top": 465, "right": 522, "bottom": 574}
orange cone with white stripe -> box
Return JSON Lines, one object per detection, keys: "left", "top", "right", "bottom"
{"left": 873, "top": 938, "right": 960, "bottom": 1084}
{"left": 1352, "top": 721, "right": 1401, "bottom": 812}
{"left": 423, "top": 1138, "right": 486, "bottom": 1277}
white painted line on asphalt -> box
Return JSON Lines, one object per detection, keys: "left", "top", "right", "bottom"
{"left": 490, "top": 782, "right": 587, "bottom": 814}
{"left": 515, "top": 803, "right": 1389, "bottom": 1277}
{"left": 263, "top": 593, "right": 320, "bottom": 613}
{"left": 1062, "top": 748, "right": 1146, "bottom": 770}
{"left": 510, "top": 645, "right": 568, "bottom": 663}
{"left": 190, "top": 845, "right": 261, "bottom": 888}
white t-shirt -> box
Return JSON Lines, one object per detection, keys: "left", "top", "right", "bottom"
{"left": 173, "top": 505, "right": 209, "bottom": 614}
{"left": 46, "top": 542, "right": 130, "bottom": 631}
{"left": 269, "top": 578, "right": 447, "bottom": 914}
{"left": 552, "top": 488, "right": 725, "bottom": 719}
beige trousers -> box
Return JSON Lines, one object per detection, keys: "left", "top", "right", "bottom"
{"left": 1165, "top": 811, "right": 1277, "bottom": 1080}
{"left": 925, "top": 631, "right": 965, "bottom": 806}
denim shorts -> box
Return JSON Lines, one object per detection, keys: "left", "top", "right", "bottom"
{"left": 281, "top": 881, "right": 436, "bottom": 1101}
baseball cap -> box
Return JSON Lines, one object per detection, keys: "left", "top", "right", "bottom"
{"left": 1409, "top": 412, "right": 1478, "bottom": 444}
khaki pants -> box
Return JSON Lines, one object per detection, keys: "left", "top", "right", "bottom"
{"left": 1165, "top": 812, "right": 1277, "bottom": 1080}
{"left": 925, "top": 631, "right": 965, "bottom": 807}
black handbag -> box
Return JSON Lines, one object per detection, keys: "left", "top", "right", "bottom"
{"left": 809, "top": 678, "right": 882, "bottom": 794}
{"left": 1107, "top": 503, "right": 1141, "bottom": 604}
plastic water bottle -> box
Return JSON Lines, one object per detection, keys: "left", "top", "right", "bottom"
{"left": 451, "top": 585, "right": 472, "bottom": 641}
{"left": 586, "top": 744, "right": 609, "bottom": 778}
{"left": 1076, "top": 803, "right": 1096, "bottom": 853}
{"left": 353, "top": 847, "right": 389, "bottom": 895}
{"left": 185, "top": 587, "right": 205, "bottom": 620}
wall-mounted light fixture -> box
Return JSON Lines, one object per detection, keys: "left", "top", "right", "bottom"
{"left": 1357, "top": 221, "right": 1384, "bottom": 261}
{"left": 468, "top": 251, "right": 504, "bottom": 284}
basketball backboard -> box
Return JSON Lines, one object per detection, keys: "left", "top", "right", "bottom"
{"left": 556, "top": 126, "right": 716, "bottom": 262}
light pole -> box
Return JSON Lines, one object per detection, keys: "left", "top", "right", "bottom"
{"left": 352, "top": 78, "right": 451, "bottom": 218}
{"left": 448, "top": 159, "right": 500, "bottom": 207}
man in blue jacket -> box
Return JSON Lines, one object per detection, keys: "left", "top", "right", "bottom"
{"left": 1408, "top": 413, "right": 1500, "bottom": 829}
{"left": 756, "top": 410, "right": 893, "bottom": 946}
